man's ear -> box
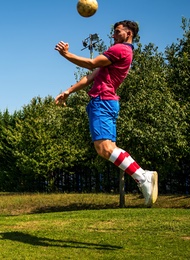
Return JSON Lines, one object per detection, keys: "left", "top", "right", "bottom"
{"left": 127, "top": 30, "right": 132, "bottom": 37}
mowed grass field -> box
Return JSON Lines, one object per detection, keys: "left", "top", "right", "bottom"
{"left": 0, "top": 193, "right": 190, "bottom": 260}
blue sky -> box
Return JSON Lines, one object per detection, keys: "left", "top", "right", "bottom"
{"left": 0, "top": 0, "right": 189, "bottom": 114}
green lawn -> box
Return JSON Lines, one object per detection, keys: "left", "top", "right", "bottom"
{"left": 0, "top": 193, "right": 190, "bottom": 259}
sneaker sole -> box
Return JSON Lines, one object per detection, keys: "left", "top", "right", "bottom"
{"left": 147, "top": 171, "right": 158, "bottom": 207}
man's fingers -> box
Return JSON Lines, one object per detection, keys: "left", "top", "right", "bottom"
{"left": 55, "top": 41, "right": 68, "bottom": 50}
{"left": 55, "top": 98, "right": 66, "bottom": 106}
{"left": 55, "top": 92, "right": 69, "bottom": 105}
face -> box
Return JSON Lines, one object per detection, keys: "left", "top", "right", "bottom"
{"left": 112, "top": 24, "right": 131, "bottom": 44}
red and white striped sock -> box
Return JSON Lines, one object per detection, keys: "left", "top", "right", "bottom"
{"left": 109, "top": 148, "right": 145, "bottom": 183}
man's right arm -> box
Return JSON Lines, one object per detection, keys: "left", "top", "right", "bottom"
{"left": 55, "top": 41, "right": 111, "bottom": 70}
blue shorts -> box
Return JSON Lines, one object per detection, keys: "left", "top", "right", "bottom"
{"left": 86, "top": 96, "right": 120, "bottom": 142}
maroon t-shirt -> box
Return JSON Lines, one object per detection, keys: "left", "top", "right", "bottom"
{"left": 88, "top": 43, "right": 133, "bottom": 100}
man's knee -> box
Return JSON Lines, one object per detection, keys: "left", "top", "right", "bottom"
{"left": 94, "top": 144, "right": 108, "bottom": 158}
{"left": 94, "top": 140, "right": 116, "bottom": 159}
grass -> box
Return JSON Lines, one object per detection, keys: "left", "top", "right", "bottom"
{"left": 0, "top": 193, "right": 190, "bottom": 259}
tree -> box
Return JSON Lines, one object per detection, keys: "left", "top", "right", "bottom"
{"left": 5, "top": 97, "right": 64, "bottom": 191}
{"left": 0, "top": 110, "right": 21, "bottom": 191}
{"left": 117, "top": 42, "right": 187, "bottom": 193}
{"left": 165, "top": 17, "right": 190, "bottom": 193}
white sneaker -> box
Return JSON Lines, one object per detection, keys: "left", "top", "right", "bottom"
{"left": 138, "top": 171, "right": 158, "bottom": 207}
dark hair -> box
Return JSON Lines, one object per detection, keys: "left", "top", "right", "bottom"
{"left": 114, "top": 20, "right": 139, "bottom": 39}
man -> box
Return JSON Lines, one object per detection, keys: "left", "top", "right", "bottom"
{"left": 55, "top": 20, "right": 158, "bottom": 207}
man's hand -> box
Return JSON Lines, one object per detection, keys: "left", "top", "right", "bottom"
{"left": 55, "top": 41, "right": 69, "bottom": 56}
{"left": 55, "top": 90, "right": 70, "bottom": 105}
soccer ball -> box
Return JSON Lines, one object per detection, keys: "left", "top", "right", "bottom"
{"left": 77, "top": 0, "right": 98, "bottom": 18}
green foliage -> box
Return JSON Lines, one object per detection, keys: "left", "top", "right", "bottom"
{"left": 3, "top": 97, "right": 64, "bottom": 191}
{"left": 0, "top": 110, "right": 20, "bottom": 191}
{"left": 165, "top": 17, "right": 190, "bottom": 191}
{"left": 117, "top": 43, "right": 188, "bottom": 181}
{"left": 165, "top": 17, "right": 190, "bottom": 103}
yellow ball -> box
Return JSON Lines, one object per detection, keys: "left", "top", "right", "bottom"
{"left": 77, "top": 0, "right": 98, "bottom": 18}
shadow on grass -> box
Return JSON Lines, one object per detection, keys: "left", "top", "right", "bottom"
{"left": 31, "top": 202, "right": 143, "bottom": 214}
{"left": 0, "top": 231, "right": 123, "bottom": 250}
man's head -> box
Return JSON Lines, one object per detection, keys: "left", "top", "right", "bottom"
{"left": 113, "top": 20, "right": 139, "bottom": 44}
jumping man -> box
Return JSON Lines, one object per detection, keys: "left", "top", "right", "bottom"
{"left": 55, "top": 20, "right": 158, "bottom": 207}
